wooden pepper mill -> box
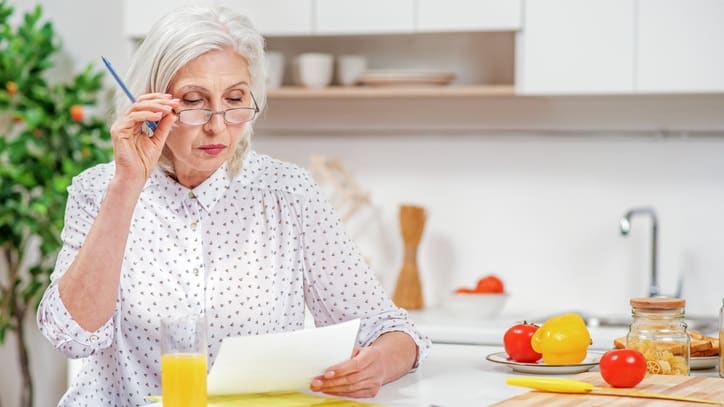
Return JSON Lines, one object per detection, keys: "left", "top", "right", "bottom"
{"left": 392, "top": 204, "right": 426, "bottom": 310}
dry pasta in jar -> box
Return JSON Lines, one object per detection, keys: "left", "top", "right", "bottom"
{"left": 626, "top": 297, "right": 690, "bottom": 376}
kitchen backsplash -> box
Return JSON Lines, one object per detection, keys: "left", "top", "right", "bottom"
{"left": 255, "top": 132, "right": 724, "bottom": 319}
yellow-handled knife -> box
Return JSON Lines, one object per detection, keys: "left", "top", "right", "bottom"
{"left": 506, "top": 377, "right": 724, "bottom": 406}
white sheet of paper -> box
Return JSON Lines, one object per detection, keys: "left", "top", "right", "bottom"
{"left": 206, "top": 318, "right": 360, "bottom": 395}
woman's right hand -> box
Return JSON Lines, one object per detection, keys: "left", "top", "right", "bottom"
{"left": 109, "top": 93, "right": 179, "bottom": 188}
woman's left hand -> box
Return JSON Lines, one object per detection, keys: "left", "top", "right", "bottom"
{"left": 309, "top": 346, "right": 386, "bottom": 398}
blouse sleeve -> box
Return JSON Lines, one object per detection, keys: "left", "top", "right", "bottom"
{"left": 299, "top": 179, "right": 431, "bottom": 368}
{"left": 36, "top": 173, "right": 115, "bottom": 358}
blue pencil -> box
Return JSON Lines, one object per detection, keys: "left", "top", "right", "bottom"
{"left": 101, "top": 56, "right": 158, "bottom": 132}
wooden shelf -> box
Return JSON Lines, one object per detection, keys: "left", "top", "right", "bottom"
{"left": 266, "top": 85, "right": 516, "bottom": 99}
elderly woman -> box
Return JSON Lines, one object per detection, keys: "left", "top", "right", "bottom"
{"left": 37, "top": 6, "right": 429, "bottom": 406}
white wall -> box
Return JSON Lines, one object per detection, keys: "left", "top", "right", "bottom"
{"left": 3, "top": 1, "right": 724, "bottom": 405}
{"left": 12, "top": 0, "right": 131, "bottom": 82}
{"left": 254, "top": 132, "right": 724, "bottom": 319}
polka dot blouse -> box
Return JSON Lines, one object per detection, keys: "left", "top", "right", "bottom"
{"left": 37, "top": 151, "right": 431, "bottom": 407}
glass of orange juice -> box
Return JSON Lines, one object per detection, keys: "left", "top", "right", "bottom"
{"left": 161, "top": 315, "right": 207, "bottom": 407}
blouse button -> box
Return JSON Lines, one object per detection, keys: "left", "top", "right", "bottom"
{"left": 191, "top": 222, "right": 198, "bottom": 230}
{"left": 193, "top": 268, "right": 200, "bottom": 276}
{"left": 189, "top": 191, "right": 196, "bottom": 199}
{"left": 89, "top": 335, "right": 99, "bottom": 342}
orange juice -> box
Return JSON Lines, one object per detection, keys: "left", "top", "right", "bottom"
{"left": 161, "top": 353, "right": 207, "bottom": 407}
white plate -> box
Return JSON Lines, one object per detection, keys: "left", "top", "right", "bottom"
{"left": 486, "top": 351, "right": 602, "bottom": 374}
{"left": 690, "top": 356, "right": 719, "bottom": 370}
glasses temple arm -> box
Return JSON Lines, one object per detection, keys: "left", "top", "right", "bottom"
{"left": 250, "top": 92, "right": 260, "bottom": 113}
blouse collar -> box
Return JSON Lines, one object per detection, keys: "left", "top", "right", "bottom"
{"left": 147, "top": 162, "right": 231, "bottom": 214}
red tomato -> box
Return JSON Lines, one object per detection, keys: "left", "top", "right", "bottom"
{"left": 599, "top": 349, "right": 647, "bottom": 388}
{"left": 503, "top": 322, "right": 542, "bottom": 363}
{"left": 475, "top": 275, "right": 504, "bottom": 293}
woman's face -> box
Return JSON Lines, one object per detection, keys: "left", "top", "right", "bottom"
{"left": 165, "top": 48, "right": 253, "bottom": 187}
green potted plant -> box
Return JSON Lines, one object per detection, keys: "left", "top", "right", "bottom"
{"left": 0, "top": 2, "right": 112, "bottom": 406}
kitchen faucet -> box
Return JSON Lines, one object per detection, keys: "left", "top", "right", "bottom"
{"left": 619, "top": 207, "right": 659, "bottom": 297}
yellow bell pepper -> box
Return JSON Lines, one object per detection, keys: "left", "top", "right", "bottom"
{"left": 531, "top": 313, "right": 591, "bottom": 364}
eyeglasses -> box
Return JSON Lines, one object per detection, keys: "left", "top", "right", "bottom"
{"left": 175, "top": 92, "right": 260, "bottom": 126}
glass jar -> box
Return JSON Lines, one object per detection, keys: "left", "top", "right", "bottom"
{"left": 626, "top": 297, "right": 690, "bottom": 376}
{"left": 719, "top": 297, "right": 723, "bottom": 378}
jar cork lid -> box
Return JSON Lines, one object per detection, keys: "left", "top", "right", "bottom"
{"left": 630, "top": 297, "right": 685, "bottom": 309}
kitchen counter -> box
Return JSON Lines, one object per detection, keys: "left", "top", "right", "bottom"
{"left": 141, "top": 342, "right": 722, "bottom": 407}
{"left": 140, "top": 309, "right": 720, "bottom": 406}
{"left": 377, "top": 308, "right": 721, "bottom": 405}
{"left": 371, "top": 343, "right": 524, "bottom": 406}
{"left": 367, "top": 343, "right": 721, "bottom": 407}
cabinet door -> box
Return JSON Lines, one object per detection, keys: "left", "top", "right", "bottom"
{"left": 315, "top": 0, "right": 414, "bottom": 35}
{"left": 637, "top": 0, "right": 724, "bottom": 93}
{"left": 216, "top": 0, "right": 313, "bottom": 36}
{"left": 417, "top": 0, "right": 522, "bottom": 32}
{"left": 517, "top": 0, "right": 634, "bottom": 95}
{"left": 124, "top": 0, "right": 214, "bottom": 38}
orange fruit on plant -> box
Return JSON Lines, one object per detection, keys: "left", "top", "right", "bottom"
{"left": 6, "top": 81, "right": 17, "bottom": 96}
{"left": 70, "top": 105, "right": 84, "bottom": 122}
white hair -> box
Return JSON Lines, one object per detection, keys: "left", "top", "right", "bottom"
{"left": 117, "top": 6, "right": 267, "bottom": 176}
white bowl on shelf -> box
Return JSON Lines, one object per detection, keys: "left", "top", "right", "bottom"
{"left": 294, "top": 53, "right": 333, "bottom": 88}
{"left": 440, "top": 292, "right": 508, "bottom": 320}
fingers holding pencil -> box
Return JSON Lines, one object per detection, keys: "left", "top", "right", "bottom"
{"left": 110, "top": 94, "right": 179, "bottom": 184}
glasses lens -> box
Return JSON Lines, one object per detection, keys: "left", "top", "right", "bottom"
{"left": 178, "top": 109, "right": 211, "bottom": 125}
{"left": 177, "top": 108, "right": 256, "bottom": 125}
{"left": 224, "top": 108, "right": 255, "bottom": 124}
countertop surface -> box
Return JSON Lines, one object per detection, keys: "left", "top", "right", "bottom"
{"left": 370, "top": 343, "right": 526, "bottom": 406}
{"left": 370, "top": 308, "right": 721, "bottom": 406}
{"left": 142, "top": 309, "right": 721, "bottom": 406}
{"left": 365, "top": 343, "right": 721, "bottom": 406}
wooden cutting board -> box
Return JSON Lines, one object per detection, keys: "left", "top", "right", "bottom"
{"left": 493, "top": 372, "right": 724, "bottom": 406}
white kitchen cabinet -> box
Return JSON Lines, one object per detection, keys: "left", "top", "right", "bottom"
{"left": 416, "top": 0, "right": 521, "bottom": 32}
{"left": 637, "top": 0, "right": 724, "bottom": 93}
{"left": 124, "top": 0, "right": 215, "bottom": 38}
{"left": 314, "top": 0, "right": 414, "bottom": 35}
{"left": 124, "top": 0, "right": 312, "bottom": 37}
{"left": 126, "top": 0, "right": 520, "bottom": 37}
{"left": 516, "top": 0, "right": 634, "bottom": 95}
{"left": 215, "top": 0, "right": 313, "bottom": 36}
